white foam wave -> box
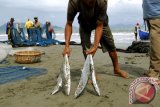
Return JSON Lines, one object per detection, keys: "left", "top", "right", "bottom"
{"left": 0, "top": 32, "right": 135, "bottom": 49}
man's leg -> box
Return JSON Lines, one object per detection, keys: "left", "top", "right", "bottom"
{"left": 100, "top": 26, "right": 128, "bottom": 78}
{"left": 79, "top": 26, "right": 92, "bottom": 59}
{"left": 27, "top": 29, "right": 31, "bottom": 41}
{"left": 27, "top": 29, "right": 29, "bottom": 40}
{"left": 135, "top": 33, "right": 137, "bottom": 41}
{"left": 108, "top": 51, "right": 128, "bottom": 78}
{"left": 147, "top": 19, "right": 160, "bottom": 78}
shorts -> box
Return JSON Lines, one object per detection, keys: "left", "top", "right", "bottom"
{"left": 79, "top": 25, "right": 116, "bottom": 55}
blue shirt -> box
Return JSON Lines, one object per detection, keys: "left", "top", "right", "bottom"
{"left": 143, "top": 0, "right": 160, "bottom": 19}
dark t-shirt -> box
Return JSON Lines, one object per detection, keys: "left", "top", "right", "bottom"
{"left": 6, "top": 22, "right": 14, "bottom": 34}
{"left": 67, "top": 0, "right": 108, "bottom": 31}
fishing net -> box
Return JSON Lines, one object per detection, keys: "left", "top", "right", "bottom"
{"left": 0, "top": 66, "right": 47, "bottom": 84}
{"left": 10, "top": 28, "right": 61, "bottom": 47}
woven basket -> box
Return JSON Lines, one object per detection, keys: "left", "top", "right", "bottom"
{"left": 15, "top": 51, "right": 42, "bottom": 64}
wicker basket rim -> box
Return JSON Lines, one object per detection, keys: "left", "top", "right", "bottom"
{"left": 15, "top": 51, "right": 42, "bottom": 56}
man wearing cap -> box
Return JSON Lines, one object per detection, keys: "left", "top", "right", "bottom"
{"left": 33, "top": 17, "right": 41, "bottom": 28}
{"left": 33, "top": 17, "right": 42, "bottom": 42}
{"left": 6, "top": 18, "right": 15, "bottom": 47}
{"left": 63, "top": 0, "right": 128, "bottom": 78}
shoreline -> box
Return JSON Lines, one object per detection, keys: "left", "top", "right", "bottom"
{"left": 0, "top": 31, "right": 135, "bottom": 50}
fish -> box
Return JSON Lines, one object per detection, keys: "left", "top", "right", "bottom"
{"left": 62, "top": 54, "right": 71, "bottom": 95}
{"left": 89, "top": 55, "right": 100, "bottom": 96}
{"left": 75, "top": 54, "right": 100, "bottom": 98}
{"left": 75, "top": 54, "right": 90, "bottom": 98}
{"left": 51, "top": 54, "right": 71, "bottom": 95}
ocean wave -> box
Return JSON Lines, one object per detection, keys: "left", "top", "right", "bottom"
{"left": 0, "top": 32, "right": 135, "bottom": 49}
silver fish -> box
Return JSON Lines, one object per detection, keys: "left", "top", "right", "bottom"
{"left": 75, "top": 54, "right": 100, "bottom": 98}
{"left": 62, "top": 54, "right": 71, "bottom": 95}
{"left": 89, "top": 55, "right": 100, "bottom": 96}
{"left": 51, "top": 54, "right": 71, "bottom": 95}
{"left": 75, "top": 54, "right": 90, "bottom": 98}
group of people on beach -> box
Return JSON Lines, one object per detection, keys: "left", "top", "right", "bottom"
{"left": 6, "top": 0, "right": 160, "bottom": 81}
{"left": 62, "top": 0, "right": 160, "bottom": 81}
{"left": 6, "top": 17, "right": 56, "bottom": 47}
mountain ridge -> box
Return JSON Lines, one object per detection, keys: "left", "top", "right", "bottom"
{"left": 0, "top": 23, "right": 136, "bottom": 34}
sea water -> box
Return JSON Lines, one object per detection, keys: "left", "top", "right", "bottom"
{"left": 0, "top": 32, "right": 135, "bottom": 49}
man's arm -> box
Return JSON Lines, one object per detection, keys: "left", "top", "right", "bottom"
{"left": 65, "top": 20, "right": 72, "bottom": 48}
{"left": 63, "top": 20, "right": 73, "bottom": 56}
{"left": 94, "top": 21, "right": 103, "bottom": 49}
{"left": 85, "top": 21, "right": 103, "bottom": 55}
{"left": 63, "top": 0, "right": 78, "bottom": 56}
{"left": 86, "top": 0, "right": 107, "bottom": 55}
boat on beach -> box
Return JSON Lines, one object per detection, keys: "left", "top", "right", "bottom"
{"left": 138, "top": 29, "right": 149, "bottom": 40}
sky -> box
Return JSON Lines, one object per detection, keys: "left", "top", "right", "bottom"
{"left": 0, "top": 0, "right": 143, "bottom": 27}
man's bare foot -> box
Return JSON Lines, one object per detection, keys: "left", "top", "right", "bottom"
{"left": 114, "top": 70, "right": 128, "bottom": 78}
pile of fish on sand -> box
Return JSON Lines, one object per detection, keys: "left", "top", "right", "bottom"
{"left": 51, "top": 54, "right": 100, "bottom": 98}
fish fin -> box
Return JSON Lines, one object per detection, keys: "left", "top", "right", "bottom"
{"left": 51, "top": 74, "right": 62, "bottom": 95}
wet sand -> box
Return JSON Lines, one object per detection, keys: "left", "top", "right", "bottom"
{"left": 0, "top": 45, "right": 159, "bottom": 107}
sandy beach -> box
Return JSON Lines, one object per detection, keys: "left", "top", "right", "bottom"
{"left": 0, "top": 45, "right": 160, "bottom": 107}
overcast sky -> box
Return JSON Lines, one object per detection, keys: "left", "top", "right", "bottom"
{"left": 0, "top": 0, "right": 143, "bottom": 27}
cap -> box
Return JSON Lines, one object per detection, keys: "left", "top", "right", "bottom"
{"left": 10, "top": 17, "right": 15, "bottom": 21}
{"left": 34, "top": 17, "right": 38, "bottom": 20}
{"left": 46, "top": 21, "right": 49, "bottom": 24}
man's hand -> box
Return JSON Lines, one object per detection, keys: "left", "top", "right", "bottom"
{"left": 63, "top": 47, "right": 71, "bottom": 56}
{"left": 85, "top": 46, "right": 98, "bottom": 56}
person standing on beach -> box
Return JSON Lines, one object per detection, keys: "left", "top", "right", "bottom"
{"left": 6, "top": 18, "right": 16, "bottom": 47}
{"left": 25, "top": 19, "right": 33, "bottom": 40}
{"left": 33, "top": 17, "right": 41, "bottom": 29}
{"left": 63, "top": 0, "right": 128, "bottom": 78}
{"left": 46, "top": 22, "right": 56, "bottom": 40}
{"left": 33, "top": 17, "right": 43, "bottom": 42}
{"left": 134, "top": 23, "right": 140, "bottom": 41}
{"left": 143, "top": 0, "right": 160, "bottom": 78}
